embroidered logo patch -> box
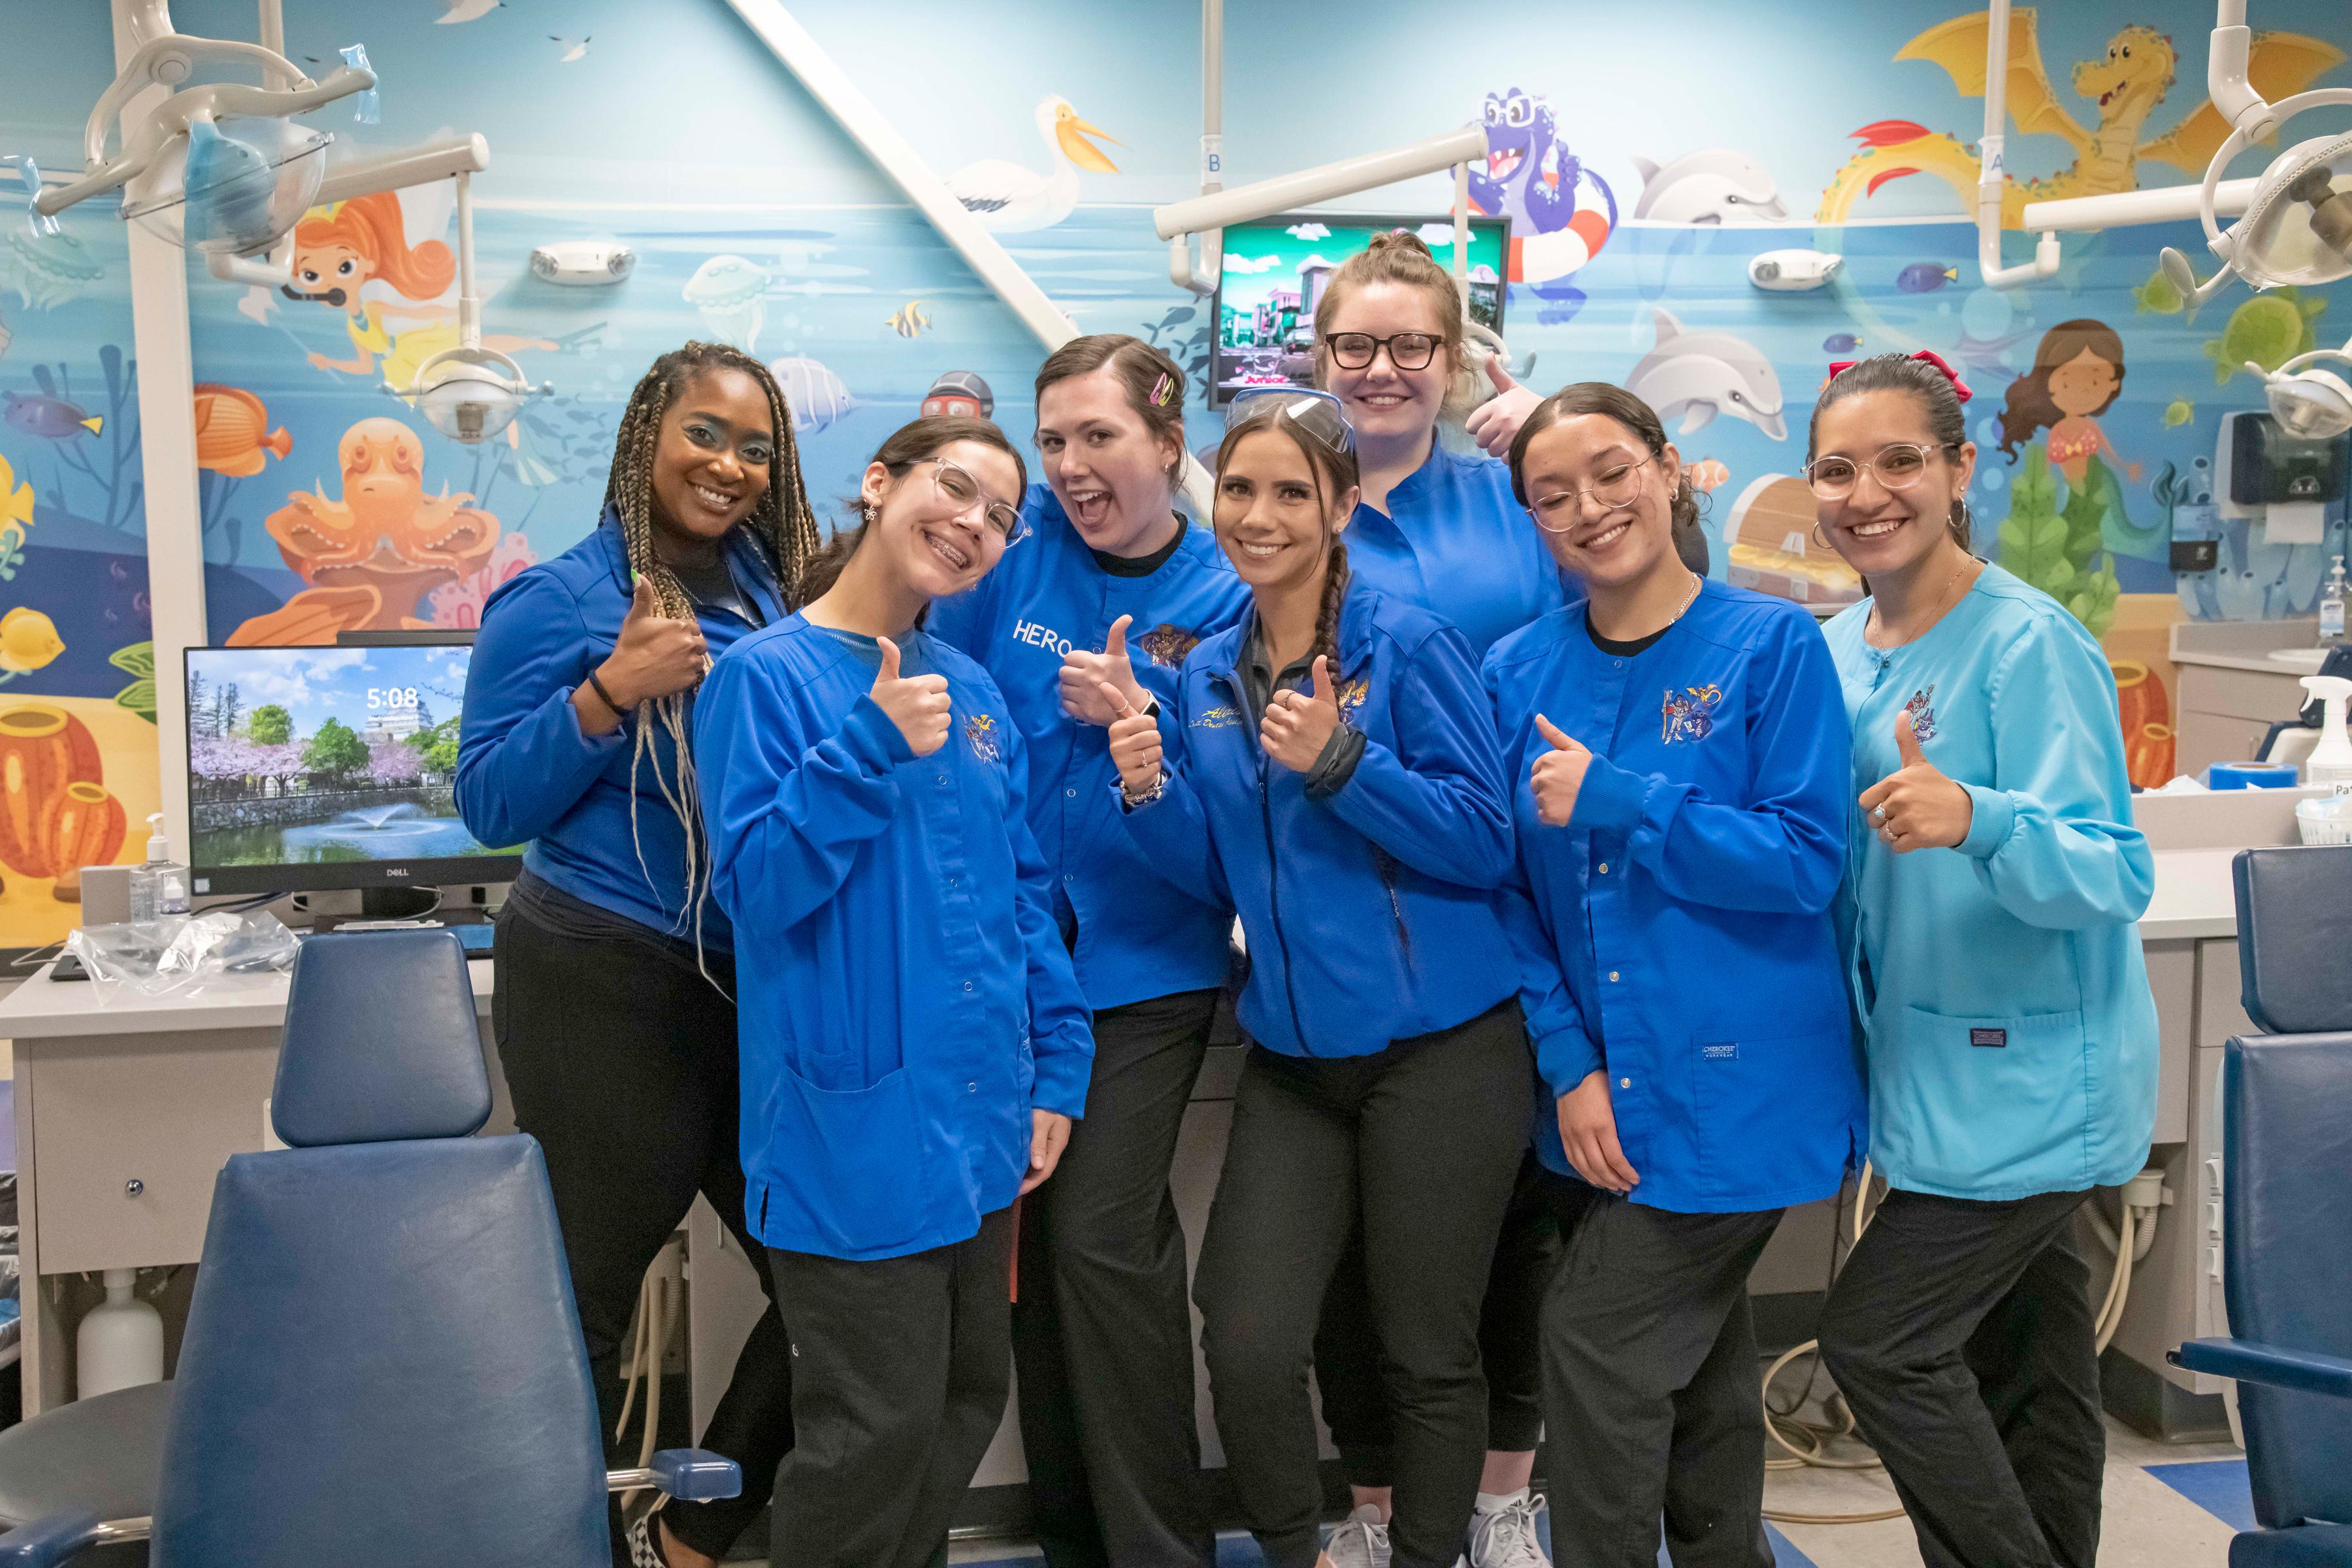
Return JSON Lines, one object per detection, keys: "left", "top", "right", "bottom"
{"left": 964, "top": 713, "right": 1002, "bottom": 764}
{"left": 1333, "top": 676, "right": 1370, "bottom": 717}
{"left": 1193, "top": 704, "right": 1242, "bottom": 729}
{"left": 1660, "top": 683, "right": 1724, "bottom": 744}
{"left": 1903, "top": 684, "right": 1940, "bottom": 743}
{"left": 1970, "top": 1027, "right": 2007, "bottom": 1049}
{"left": 1701, "top": 1042, "right": 1739, "bottom": 1060}
{"left": 1137, "top": 623, "right": 1200, "bottom": 668}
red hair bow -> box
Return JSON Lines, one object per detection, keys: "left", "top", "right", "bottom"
{"left": 1825, "top": 349, "right": 1974, "bottom": 404}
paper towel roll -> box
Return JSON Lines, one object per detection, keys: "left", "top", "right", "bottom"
{"left": 2266, "top": 500, "right": 2327, "bottom": 544}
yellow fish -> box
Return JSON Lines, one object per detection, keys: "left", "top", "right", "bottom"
{"left": 0, "top": 451, "right": 33, "bottom": 546}
{"left": 2163, "top": 398, "right": 2195, "bottom": 429}
{"left": 885, "top": 301, "right": 932, "bottom": 338}
{"left": 0, "top": 605, "right": 63, "bottom": 673}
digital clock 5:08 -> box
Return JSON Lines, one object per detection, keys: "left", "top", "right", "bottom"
{"left": 367, "top": 687, "right": 423, "bottom": 710}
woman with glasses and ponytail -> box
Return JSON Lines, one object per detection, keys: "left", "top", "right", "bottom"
{"left": 457, "top": 342, "right": 817, "bottom": 1568}
{"left": 1302, "top": 227, "right": 1581, "bottom": 1568}
{"left": 1484, "top": 382, "right": 1863, "bottom": 1568}
{"left": 929, "top": 335, "right": 1247, "bottom": 1568}
{"left": 695, "top": 415, "right": 1094, "bottom": 1568}
{"left": 1806, "top": 353, "right": 2155, "bottom": 1568}
{"left": 1103, "top": 391, "right": 1529, "bottom": 1568}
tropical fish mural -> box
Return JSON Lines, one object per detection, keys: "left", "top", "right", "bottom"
{"left": 768, "top": 356, "right": 855, "bottom": 434}
{"left": 947, "top": 97, "right": 1120, "bottom": 233}
{"left": 884, "top": 300, "right": 932, "bottom": 339}
{"left": 192, "top": 384, "right": 291, "bottom": 476}
{"left": 1818, "top": 13, "right": 2344, "bottom": 225}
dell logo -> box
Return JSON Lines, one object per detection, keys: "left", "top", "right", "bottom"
{"left": 384, "top": 867, "right": 408, "bottom": 876}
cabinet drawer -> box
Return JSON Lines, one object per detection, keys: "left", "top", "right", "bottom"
{"left": 2180, "top": 664, "right": 2308, "bottom": 724}
{"left": 29, "top": 1029, "right": 280, "bottom": 1275}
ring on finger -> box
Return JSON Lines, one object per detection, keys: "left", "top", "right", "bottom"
{"left": 1871, "top": 804, "right": 1887, "bottom": 823}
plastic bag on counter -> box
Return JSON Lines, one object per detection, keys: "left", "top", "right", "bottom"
{"left": 65, "top": 910, "right": 301, "bottom": 1004}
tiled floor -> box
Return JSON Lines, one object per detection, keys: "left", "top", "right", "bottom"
{"left": 948, "top": 1417, "right": 2254, "bottom": 1567}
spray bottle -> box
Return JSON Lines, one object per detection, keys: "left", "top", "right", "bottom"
{"left": 2298, "top": 675, "right": 2352, "bottom": 792}
{"left": 2321, "top": 556, "right": 2347, "bottom": 645}
{"left": 125, "top": 813, "right": 190, "bottom": 923}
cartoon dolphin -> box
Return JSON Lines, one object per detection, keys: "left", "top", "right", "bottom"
{"left": 1626, "top": 308, "right": 1788, "bottom": 441}
{"left": 1629, "top": 150, "right": 1789, "bottom": 225}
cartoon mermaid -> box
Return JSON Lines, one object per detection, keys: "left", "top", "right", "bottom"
{"left": 1997, "top": 319, "right": 2164, "bottom": 561}
{"left": 286, "top": 192, "right": 551, "bottom": 386}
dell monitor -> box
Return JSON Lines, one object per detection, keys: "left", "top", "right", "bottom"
{"left": 184, "top": 639, "right": 520, "bottom": 900}
{"left": 1209, "top": 212, "right": 1509, "bottom": 406}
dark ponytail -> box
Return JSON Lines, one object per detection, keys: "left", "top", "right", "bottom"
{"left": 1507, "top": 380, "right": 1707, "bottom": 563}
{"left": 791, "top": 415, "right": 1027, "bottom": 610}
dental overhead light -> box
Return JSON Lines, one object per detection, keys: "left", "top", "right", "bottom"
{"left": 25, "top": 4, "right": 376, "bottom": 257}
{"left": 391, "top": 172, "right": 545, "bottom": 444}
{"left": 2151, "top": 6, "right": 2352, "bottom": 442}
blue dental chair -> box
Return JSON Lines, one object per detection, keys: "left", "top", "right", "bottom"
{"left": 2169, "top": 847, "right": 2352, "bottom": 1567}
{"left": 0, "top": 930, "right": 737, "bottom": 1567}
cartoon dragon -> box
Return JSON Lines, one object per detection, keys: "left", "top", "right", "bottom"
{"left": 1465, "top": 88, "right": 1614, "bottom": 316}
{"left": 1817, "top": 12, "right": 2343, "bottom": 227}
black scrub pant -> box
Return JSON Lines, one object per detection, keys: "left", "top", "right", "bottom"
{"left": 764, "top": 1205, "right": 1016, "bottom": 1568}
{"left": 1012, "top": 988, "right": 1220, "bottom": 1568}
{"left": 493, "top": 904, "right": 796, "bottom": 1565}
{"left": 1819, "top": 1186, "right": 2104, "bottom": 1568}
{"left": 1539, "top": 1188, "right": 1783, "bottom": 1568}
{"left": 1194, "top": 1001, "right": 1533, "bottom": 1568}
{"left": 1313, "top": 1151, "right": 1561, "bottom": 1488}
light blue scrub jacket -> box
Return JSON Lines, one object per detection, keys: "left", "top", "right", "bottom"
{"left": 1825, "top": 564, "right": 2159, "bottom": 1201}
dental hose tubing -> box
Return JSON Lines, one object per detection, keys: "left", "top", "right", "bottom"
{"left": 1759, "top": 1166, "right": 2141, "bottom": 1527}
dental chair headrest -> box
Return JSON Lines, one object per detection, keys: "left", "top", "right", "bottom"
{"left": 270, "top": 928, "right": 491, "bottom": 1147}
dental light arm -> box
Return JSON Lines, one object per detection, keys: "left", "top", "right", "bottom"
{"left": 2208, "top": 0, "right": 2281, "bottom": 144}
{"left": 1153, "top": 126, "right": 1487, "bottom": 244}
{"left": 1976, "top": 0, "right": 2061, "bottom": 289}
{"left": 1169, "top": 0, "right": 1224, "bottom": 295}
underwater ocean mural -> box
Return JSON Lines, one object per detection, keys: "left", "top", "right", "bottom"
{"left": 0, "top": 0, "right": 2348, "bottom": 953}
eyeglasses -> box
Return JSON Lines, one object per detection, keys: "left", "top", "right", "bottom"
{"left": 1803, "top": 442, "right": 1956, "bottom": 500}
{"left": 1225, "top": 387, "right": 1356, "bottom": 456}
{"left": 923, "top": 459, "right": 1029, "bottom": 544}
{"left": 1526, "top": 457, "right": 1653, "bottom": 533}
{"left": 1324, "top": 331, "right": 1442, "bottom": 372}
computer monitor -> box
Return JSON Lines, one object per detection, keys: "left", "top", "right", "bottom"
{"left": 184, "top": 639, "right": 521, "bottom": 897}
{"left": 1209, "top": 212, "right": 1509, "bottom": 406}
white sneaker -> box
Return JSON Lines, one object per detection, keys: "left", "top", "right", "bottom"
{"left": 1467, "top": 1493, "right": 1551, "bottom": 1568}
{"left": 1326, "top": 1503, "right": 1393, "bottom": 1568}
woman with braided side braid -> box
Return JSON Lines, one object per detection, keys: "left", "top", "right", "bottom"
{"left": 457, "top": 342, "right": 821, "bottom": 1568}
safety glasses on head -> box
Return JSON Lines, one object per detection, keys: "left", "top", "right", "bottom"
{"left": 1224, "top": 387, "right": 1356, "bottom": 457}
{"left": 921, "top": 458, "right": 1030, "bottom": 545}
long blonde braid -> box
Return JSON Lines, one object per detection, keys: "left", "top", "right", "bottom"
{"left": 600, "top": 342, "right": 821, "bottom": 973}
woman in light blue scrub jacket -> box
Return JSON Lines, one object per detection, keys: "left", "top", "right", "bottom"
{"left": 1808, "top": 353, "right": 2157, "bottom": 1568}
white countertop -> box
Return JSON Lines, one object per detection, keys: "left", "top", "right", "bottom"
{"left": 0, "top": 956, "right": 494, "bottom": 1041}
{"left": 2140, "top": 848, "right": 2246, "bottom": 942}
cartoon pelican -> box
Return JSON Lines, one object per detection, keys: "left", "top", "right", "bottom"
{"left": 946, "top": 97, "right": 1119, "bottom": 233}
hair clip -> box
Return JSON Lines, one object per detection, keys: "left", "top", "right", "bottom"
{"left": 1149, "top": 372, "right": 1174, "bottom": 408}
{"left": 1827, "top": 350, "right": 1974, "bottom": 404}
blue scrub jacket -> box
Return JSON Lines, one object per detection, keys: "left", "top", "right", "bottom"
{"left": 695, "top": 616, "right": 1094, "bottom": 1262}
{"left": 930, "top": 484, "right": 1250, "bottom": 1010}
{"left": 1484, "top": 581, "right": 1865, "bottom": 1213}
{"left": 1122, "top": 581, "right": 1519, "bottom": 1058}
{"left": 455, "top": 506, "right": 783, "bottom": 947}
{"left": 1346, "top": 444, "right": 1567, "bottom": 660}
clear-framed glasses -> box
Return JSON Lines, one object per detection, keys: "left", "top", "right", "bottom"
{"left": 923, "top": 458, "right": 1029, "bottom": 544}
{"left": 1225, "top": 387, "right": 1355, "bottom": 456}
{"left": 1323, "top": 331, "right": 1442, "bottom": 372}
{"left": 1803, "top": 442, "right": 1956, "bottom": 500}
{"left": 1525, "top": 456, "right": 1654, "bottom": 533}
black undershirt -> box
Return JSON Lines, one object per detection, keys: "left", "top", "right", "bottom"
{"left": 669, "top": 557, "right": 763, "bottom": 627}
{"left": 1090, "top": 515, "right": 1187, "bottom": 578}
{"left": 1586, "top": 611, "right": 1671, "bottom": 659}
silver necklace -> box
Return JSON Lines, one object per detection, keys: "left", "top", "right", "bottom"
{"left": 1870, "top": 557, "right": 1970, "bottom": 647}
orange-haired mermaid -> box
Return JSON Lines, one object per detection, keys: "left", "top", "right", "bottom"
{"left": 284, "top": 192, "right": 552, "bottom": 385}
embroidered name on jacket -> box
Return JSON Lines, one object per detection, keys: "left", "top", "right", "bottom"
{"left": 1903, "top": 683, "right": 1940, "bottom": 743}
{"left": 1193, "top": 704, "right": 1242, "bottom": 729}
{"left": 965, "top": 713, "right": 1002, "bottom": 763}
{"left": 1137, "top": 624, "right": 1201, "bottom": 668}
{"left": 1660, "top": 683, "right": 1724, "bottom": 744}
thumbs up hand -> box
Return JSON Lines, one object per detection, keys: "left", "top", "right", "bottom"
{"left": 870, "top": 636, "right": 954, "bottom": 757}
{"left": 1101, "top": 681, "right": 1165, "bottom": 803}
{"left": 1260, "top": 655, "right": 1343, "bottom": 774}
{"left": 595, "top": 574, "right": 709, "bottom": 710}
{"left": 1528, "top": 713, "right": 1594, "bottom": 826}
{"left": 1463, "top": 351, "right": 1544, "bottom": 460}
{"left": 1857, "top": 710, "right": 1973, "bottom": 854}
{"left": 1060, "top": 613, "right": 1149, "bottom": 727}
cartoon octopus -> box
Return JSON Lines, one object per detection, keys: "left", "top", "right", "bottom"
{"left": 227, "top": 417, "right": 498, "bottom": 645}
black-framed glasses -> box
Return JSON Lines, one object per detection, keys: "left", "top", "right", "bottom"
{"left": 1225, "top": 387, "right": 1356, "bottom": 456}
{"left": 1803, "top": 442, "right": 1957, "bottom": 500}
{"left": 923, "top": 459, "right": 1029, "bottom": 545}
{"left": 1323, "top": 331, "right": 1442, "bottom": 372}
{"left": 1526, "top": 457, "right": 1653, "bottom": 533}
